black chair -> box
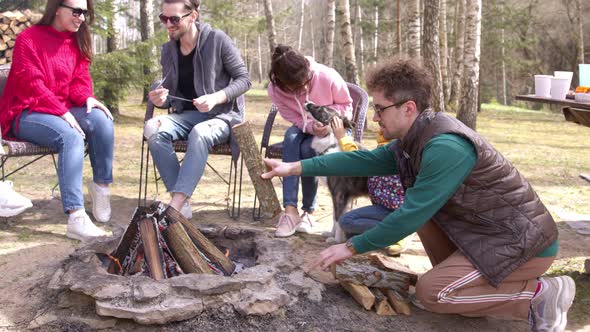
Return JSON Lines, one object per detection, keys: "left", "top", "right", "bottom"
{"left": 137, "top": 96, "right": 245, "bottom": 219}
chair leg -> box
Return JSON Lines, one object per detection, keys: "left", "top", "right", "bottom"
{"left": 227, "top": 156, "right": 242, "bottom": 220}
{"left": 50, "top": 154, "right": 59, "bottom": 197}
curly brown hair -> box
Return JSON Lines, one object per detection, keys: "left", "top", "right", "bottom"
{"left": 268, "top": 44, "right": 310, "bottom": 94}
{"left": 366, "top": 58, "right": 432, "bottom": 113}
{"left": 163, "top": 0, "right": 200, "bottom": 11}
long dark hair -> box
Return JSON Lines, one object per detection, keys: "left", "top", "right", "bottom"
{"left": 37, "top": 0, "right": 95, "bottom": 61}
{"left": 268, "top": 44, "right": 310, "bottom": 93}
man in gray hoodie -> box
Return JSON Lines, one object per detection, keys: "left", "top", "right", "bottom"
{"left": 146, "top": 0, "right": 251, "bottom": 218}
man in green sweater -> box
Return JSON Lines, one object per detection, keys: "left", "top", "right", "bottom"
{"left": 262, "top": 59, "right": 575, "bottom": 331}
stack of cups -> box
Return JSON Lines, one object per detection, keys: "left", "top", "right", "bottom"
{"left": 534, "top": 75, "right": 552, "bottom": 98}
{"left": 551, "top": 71, "right": 573, "bottom": 100}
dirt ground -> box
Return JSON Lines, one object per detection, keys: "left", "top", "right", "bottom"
{"left": 1, "top": 98, "right": 589, "bottom": 331}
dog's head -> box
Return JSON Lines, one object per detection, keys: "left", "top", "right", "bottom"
{"left": 305, "top": 102, "right": 355, "bottom": 130}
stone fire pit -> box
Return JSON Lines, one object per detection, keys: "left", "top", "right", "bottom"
{"left": 48, "top": 225, "right": 324, "bottom": 325}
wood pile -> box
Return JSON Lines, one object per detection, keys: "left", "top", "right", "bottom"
{"left": 0, "top": 10, "right": 41, "bottom": 65}
{"left": 107, "top": 202, "right": 236, "bottom": 279}
{"left": 331, "top": 254, "right": 418, "bottom": 316}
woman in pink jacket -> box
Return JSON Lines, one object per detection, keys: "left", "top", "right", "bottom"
{"left": 268, "top": 45, "right": 353, "bottom": 237}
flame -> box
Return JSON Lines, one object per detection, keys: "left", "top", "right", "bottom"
{"left": 225, "top": 249, "right": 230, "bottom": 257}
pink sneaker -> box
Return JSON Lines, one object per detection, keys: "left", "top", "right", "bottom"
{"left": 296, "top": 211, "right": 315, "bottom": 233}
{"left": 275, "top": 212, "right": 301, "bottom": 237}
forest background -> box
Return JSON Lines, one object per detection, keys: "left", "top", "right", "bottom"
{"left": 0, "top": 0, "right": 587, "bottom": 130}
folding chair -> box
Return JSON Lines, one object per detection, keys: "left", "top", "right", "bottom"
{"left": 137, "top": 95, "right": 245, "bottom": 219}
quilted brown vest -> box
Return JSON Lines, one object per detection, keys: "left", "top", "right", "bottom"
{"left": 389, "top": 109, "right": 557, "bottom": 287}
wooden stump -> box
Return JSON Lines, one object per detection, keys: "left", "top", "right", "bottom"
{"left": 333, "top": 255, "right": 418, "bottom": 289}
{"left": 232, "top": 121, "right": 281, "bottom": 219}
{"left": 165, "top": 207, "right": 235, "bottom": 275}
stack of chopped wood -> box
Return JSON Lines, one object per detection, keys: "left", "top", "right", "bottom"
{"left": 0, "top": 10, "right": 41, "bottom": 65}
{"left": 107, "top": 202, "right": 236, "bottom": 280}
{"left": 332, "top": 254, "right": 418, "bottom": 316}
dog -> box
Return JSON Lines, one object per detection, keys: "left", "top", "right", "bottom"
{"left": 304, "top": 102, "right": 369, "bottom": 243}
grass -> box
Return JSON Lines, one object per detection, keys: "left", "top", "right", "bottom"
{"left": 1, "top": 96, "right": 589, "bottom": 327}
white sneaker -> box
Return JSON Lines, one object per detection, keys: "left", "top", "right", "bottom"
{"left": 295, "top": 211, "right": 315, "bottom": 233}
{"left": 87, "top": 181, "right": 111, "bottom": 223}
{"left": 0, "top": 180, "right": 33, "bottom": 217}
{"left": 180, "top": 201, "right": 192, "bottom": 220}
{"left": 66, "top": 210, "right": 108, "bottom": 241}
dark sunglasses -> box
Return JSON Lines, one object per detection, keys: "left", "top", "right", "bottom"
{"left": 373, "top": 99, "right": 411, "bottom": 114}
{"left": 159, "top": 12, "right": 192, "bottom": 25}
{"left": 59, "top": 3, "right": 88, "bottom": 18}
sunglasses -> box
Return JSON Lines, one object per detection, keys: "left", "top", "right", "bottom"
{"left": 159, "top": 12, "right": 192, "bottom": 25}
{"left": 59, "top": 3, "right": 88, "bottom": 18}
{"left": 373, "top": 99, "right": 411, "bottom": 114}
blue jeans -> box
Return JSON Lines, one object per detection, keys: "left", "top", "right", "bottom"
{"left": 15, "top": 107, "right": 114, "bottom": 213}
{"left": 339, "top": 204, "right": 394, "bottom": 237}
{"left": 282, "top": 126, "right": 317, "bottom": 212}
{"left": 146, "top": 111, "right": 230, "bottom": 198}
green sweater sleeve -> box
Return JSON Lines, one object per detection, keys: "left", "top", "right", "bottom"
{"left": 301, "top": 143, "right": 398, "bottom": 176}
{"left": 351, "top": 134, "right": 477, "bottom": 253}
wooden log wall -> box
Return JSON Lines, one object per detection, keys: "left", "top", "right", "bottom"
{"left": 0, "top": 10, "right": 42, "bottom": 65}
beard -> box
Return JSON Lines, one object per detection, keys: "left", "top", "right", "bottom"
{"left": 168, "top": 26, "right": 187, "bottom": 41}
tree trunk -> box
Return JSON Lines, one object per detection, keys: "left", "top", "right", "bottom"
{"left": 139, "top": 0, "right": 155, "bottom": 103}
{"left": 262, "top": 0, "right": 277, "bottom": 56}
{"left": 396, "top": 0, "right": 402, "bottom": 54}
{"left": 372, "top": 5, "right": 379, "bottom": 64}
{"left": 298, "top": 0, "right": 305, "bottom": 50}
{"left": 576, "top": 0, "right": 584, "bottom": 64}
{"left": 310, "top": 6, "right": 316, "bottom": 59}
{"left": 500, "top": 0, "right": 507, "bottom": 105}
{"left": 439, "top": 0, "right": 449, "bottom": 103}
{"left": 408, "top": 0, "right": 421, "bottom": 58}
{"left": 456, "top": 0, "right": 481, "bottom": 130}
{"left": 448, "top": 0, "right": 465, "bottom": 108}
{"left": 422, "top": 0, "right": 445, "bottom": 113}
{"left": 325, "top": 0, "right": 336, "bottom": 67}
{"left": 355, "top": 2, "right": 365, "bottom": 80}
{"left": 338, "top": 0, "right": 359, "bottom": 84}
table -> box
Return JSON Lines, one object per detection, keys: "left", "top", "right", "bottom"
{"left": 515, "top": 94, "right": 590, "bottom": 182}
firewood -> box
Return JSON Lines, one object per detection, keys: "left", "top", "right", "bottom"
{"left": 162, "top": 218, "right": 212, "bottom": 274}
{"left": 368, "top": 253, "right": 418, "bottom": 286}
{"left": 6, "top": 40, "right": 15, "bottom": 48}
{"left": 0, "top": 58, "right": 7, "bottom": 65}
{"left": 340, "top": 281, "right": 375, "bottom": 310}
{"left": 333, "top": 255, "right": 417, "bottom": 289}
{"left": 231, "top": 121, "right": 281, "bottom": 220}
{"left": 108, "top": 219, "right": 140, "bottom": 274}
{"left": 165, "top": 207, "right": 235, "bottom": 275}
{"left": 137, "top": 217, "right": 167, "bottom": 280}
{"left": 371, "top": 288, "right": 397, "bottom": 316}
{"left": 381, "top": 288, "right": 411, "bottom": 316}
{"left": 0, "top": 24, "right": 8, "bottom": 32}
{"left": 0, "top": 41, "right": 7, "bottom": 51}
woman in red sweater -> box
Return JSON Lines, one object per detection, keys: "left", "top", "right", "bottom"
{"left": 0, "top": 0, "right": 114, "bottom": 241}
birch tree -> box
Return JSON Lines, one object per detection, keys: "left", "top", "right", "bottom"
{"left": 448, "top": 0, "right": 465, "bottom": 108}
{"left": 325, "top": 0, "right": 336, "bottom": 66}
{"left": 338, "top": 0, "right": 359, "bottom": 84}
{"left": 297, "top": 0, "right": 305, "bottom": 50}
{"left": 408, "top": 0, "right": 421, "bottom": 58}
{"left": 355, "top": 2, "right": 365, "bottom": 79}
{"left": 372, "top": 4, "right": 379, "bottom": 64}
{"left": 422, "top": 0, "right": 445, "bottom": 113}
{"left": 396, "top": 0, "right": 402, "bottom": 54}
{"left": 439, "top": 0, "right": 449, "bottom": 102}
{"left": 456, "top": 0, "right": 481, "bottom": 130}
{"left": 262, "top": 0, "right": 277, "bottom": 56}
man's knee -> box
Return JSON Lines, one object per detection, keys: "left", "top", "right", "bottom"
{"left": 415, "top": 272, "right": 444, "bottom": 312}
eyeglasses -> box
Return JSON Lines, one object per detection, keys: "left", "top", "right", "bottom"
{"left": 373, "top": 99, "right": 411, "bottom": 114}
{"left": 59, "top": 3, "right": 88, "bottom": 18}
{"left": 159, "top": 12, "right": 192, "bottom": 25}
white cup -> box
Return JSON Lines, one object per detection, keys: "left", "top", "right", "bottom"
{"left": 554, "top": 71, "right": 573, "bottom": 91}
{"left": 534, "top": 75, "right": 552, "bottom": 98}
{"left": 550, "top": 77, "right": 570, "bottom": 100}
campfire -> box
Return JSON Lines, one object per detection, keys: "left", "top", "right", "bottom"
{"left": 104, "top": 202, "right": 242, "bottom": 280}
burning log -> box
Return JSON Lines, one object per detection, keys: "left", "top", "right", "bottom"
{"left": 165, "top": 207, "right": 235, "bottom": 275}
{"left": 137, "top": 217, "right": 167, "bottom": 280}
{"left": 162, "top": 219, "right": 212, "bottom": 274}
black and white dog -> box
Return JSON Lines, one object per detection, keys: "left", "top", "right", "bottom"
{"left": 305, "top": 102, "right": 368, "bottom": 243}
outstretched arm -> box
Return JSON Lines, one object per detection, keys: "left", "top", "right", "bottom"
{"left": 261, "top": 159, "right": 302, "bottom": 179}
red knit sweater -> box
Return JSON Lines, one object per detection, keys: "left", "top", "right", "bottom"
{"left": 0, "top": 25, "right": 94, "bottom": 138}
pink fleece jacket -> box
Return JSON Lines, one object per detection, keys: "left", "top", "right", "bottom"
{"left": 267, "top": 57, "right": 353, "bottom": 135}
